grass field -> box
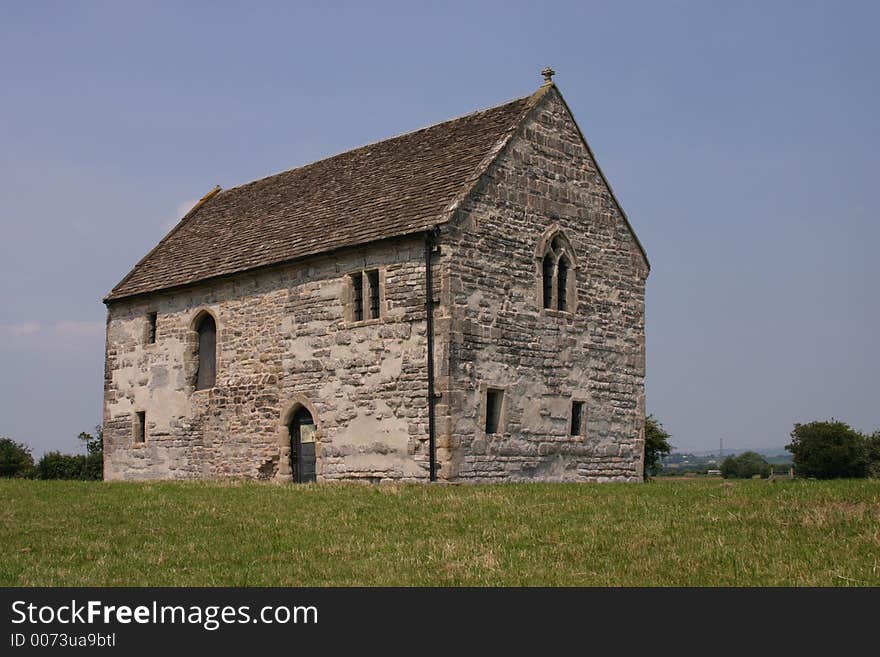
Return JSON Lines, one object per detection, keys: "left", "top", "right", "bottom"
{"left": 2, "top": 477, "right": 879, "bottom": 586}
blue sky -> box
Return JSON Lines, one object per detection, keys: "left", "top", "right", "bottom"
{"left": 1, "top": 1, "right": 877, "bottom": 455}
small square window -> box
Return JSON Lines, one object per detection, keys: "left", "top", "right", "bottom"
{"left": 134, "top": 411, "right": 146, "bottom": 443}
{"left": 570, "top": 401, "right": 585, "bottom": 437}
{"left": 147, "top": 312, "right": 157, "bottom": 344}
{"left": 349, "top": 269, "right": 382, "bottom": 322}
{"left": 485, "top": 388, "right": 504, "bottom": 434}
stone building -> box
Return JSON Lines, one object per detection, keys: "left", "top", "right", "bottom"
{"left": 102, "top": 70, "right": 649, "bottom": 483}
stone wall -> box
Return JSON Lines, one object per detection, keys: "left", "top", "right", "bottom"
{"left": 438, "top": 86, "right": 649, "bottom": 482}
{"left": 103, "top": 235, "right": 434, "bottom": 482}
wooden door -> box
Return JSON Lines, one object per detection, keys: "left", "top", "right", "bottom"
{"left": 290, "top": 408, "right": 316, "bottom": 483}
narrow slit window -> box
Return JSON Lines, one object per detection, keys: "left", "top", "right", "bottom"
{"left": 485, "top": 388, "right": 503, "bottom": 434}
{"left": 542, "top": 254, "right": 554, "bottom": 309}
{"left": 557, "top": 257, "right": 569, "bottom": 311}
{"left": 570, "top": 401, "right": 585, "bottom": 436}
{"left": 147, "top": 312, "right": 157, "bottom": 344}
{"left": 135, "top": 411, "right": 146, "bottom": 443}
{"left": 351, "top": 273, "right": 364, "bottom": 322}
{"left": 367, "top": 269, "right": 380, "bottom": 319}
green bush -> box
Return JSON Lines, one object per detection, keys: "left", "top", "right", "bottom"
{"left": 644, "top": 415, "right": 673, "bottom": 479}
{"left": 0, "top": 437, "right": 35, "bottom": 478}
{"left": 867, "top": 431, "right": 880, "bottom": 479}
{"left": 78, "top": 426, "right": 103, "bottom": 458}
{"left": 34, "top": 426, "right": 103, "bottom": 480}
{"left": 35, "top": 451, "right": 101, "bottom": 480}
{"left": 720, "top": 451, "right": 771, "bottom": 479}
{"left": 786, "top": 420, "right": 867, "bottom": 479}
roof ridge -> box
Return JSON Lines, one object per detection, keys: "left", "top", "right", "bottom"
{"left": 218, "top": 94, "right": 533, "bottom": 196}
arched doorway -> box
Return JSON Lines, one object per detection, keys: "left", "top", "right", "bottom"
{"left": 289, "top": 407, "right": 316, "bottom": 483}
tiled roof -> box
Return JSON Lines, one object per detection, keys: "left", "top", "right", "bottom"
{"left": 105, "top": 93, "right": 538, "bottom": 301}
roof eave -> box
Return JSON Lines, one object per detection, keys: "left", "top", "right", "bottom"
{"left": 102, "top": 227, "right": 436, "bottom": 305}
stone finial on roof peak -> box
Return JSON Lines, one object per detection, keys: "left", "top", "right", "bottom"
{"left": 541, "top": 66, "right": 556, "bottom": 84}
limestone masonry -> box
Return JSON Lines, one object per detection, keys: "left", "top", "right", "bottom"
{"left": 102, "top": 74, "right": 649, "bottom": 483}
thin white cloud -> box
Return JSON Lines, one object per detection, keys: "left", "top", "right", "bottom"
{"left": 70, "top": 218, "right": 95, "bottom": 235}
{"left": 176, "top": 199, "right": 197, "bottom": 217}
{"left": 53, "top": 320, "right": 104, "bottom": 339}
{"left": 0, "top": 321, "right": 41, "bottom": 337}
{"left": 159, "top": 198, "right": 198, "bottom": 234}
{"left": 0, "top": 320, "right": 104, "bottom": 352}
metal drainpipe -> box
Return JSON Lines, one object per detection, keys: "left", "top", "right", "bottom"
{"left": 424, "top": 227, "right": 440, "bottom": 482}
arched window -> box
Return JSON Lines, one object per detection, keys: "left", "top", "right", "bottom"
{"left": 537, "top": 230, "right": 577, "bottom": 312}
{"left": 195, "top": 313, "right": 216, "bottom": 390}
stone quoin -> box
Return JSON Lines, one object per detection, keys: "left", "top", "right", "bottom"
{"left": 102, "top": 70, "right": 650, "bottom": 483}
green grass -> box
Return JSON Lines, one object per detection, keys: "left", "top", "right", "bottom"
{"left": 2, "top": 478, "right": 879, "bottom": 586}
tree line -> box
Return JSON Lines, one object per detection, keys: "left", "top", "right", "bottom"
{"left": 644, "top": 417, "right": 878, "bottom": 480}
{"left": 2, "top": 418, "right": 878, "bottom": 482}
{"left": 0, "top": 427, "right": 103, "bottom": 480}
{"left": 720, "top": 421, "right": 880, "bottom": 479}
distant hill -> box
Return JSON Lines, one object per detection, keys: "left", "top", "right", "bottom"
{"left": 661, "top": 447, "right": 793, "bottom": 472}
{"left": 674, "top": 447, "right": 790, "bottom": 458}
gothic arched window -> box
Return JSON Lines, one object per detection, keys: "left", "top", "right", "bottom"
{"left": 537, "top": 231, "right": 577, "bottom": 312}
